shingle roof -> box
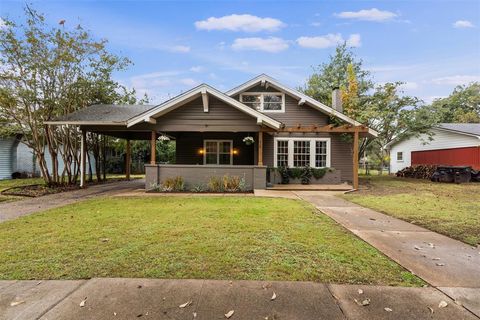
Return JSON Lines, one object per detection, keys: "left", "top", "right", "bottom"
{"left": 51, "top": 104, "right": 156, "bottom": 124}
{"left": 437, "top": 123, "right": 480, "bottom": 137}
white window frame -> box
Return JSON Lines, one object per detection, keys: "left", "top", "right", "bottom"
{"left": 273, "top": 137, "right": 331, "bottom": 168}
{"left": 396, "top": 151, "right": 404, "bottom": 162}
{"left": 239, "top": 92, "right": 285, "bottom": 113}
{"left": 203, "top": 140, "right": 233, "bottom": 165}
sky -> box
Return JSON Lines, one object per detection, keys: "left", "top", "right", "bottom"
{"left": 1, "top": 0, "right": 480, "bottom": 104}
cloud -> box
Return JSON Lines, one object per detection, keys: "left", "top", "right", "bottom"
{"left": 310, "top": 22, "right": 322, "bottom": 27}
{"left": 231, "top": 37, "right": 289, "bottom": 53}
{"left": 431, "top": 75, "right": 480, "bottom": 85}
{"left": 195, "top": 14, "right": 285, "bottom": 32}
{"left": 168, "top": 45, "right": 191, "bottom": 53}
{"left": 335, "top": 8, "right": 398, "bottom": 22}
{"left": 296, "top": 33, "right": 361, "bottom": 49}
{"left": 179, "top": 78, "right": 199, "bottom": 86}
{"left": 453, "top": 20, "right": 475, "bottom": 28}
{"left": 190, "top": 66, "right": 205, "bottom": 73}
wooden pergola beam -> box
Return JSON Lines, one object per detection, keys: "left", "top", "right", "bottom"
{"left": 272, "top": 124, "right": 368, "bottom": 133}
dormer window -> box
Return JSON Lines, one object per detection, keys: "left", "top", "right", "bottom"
{"left": 240, "top": 92, "right": 285, "bottom": 113}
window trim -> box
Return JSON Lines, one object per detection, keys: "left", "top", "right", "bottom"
{"left": 203, "top": 140, "right": 233, "bottom": 165}
{"left": 396, "top": 151, "right": 404, "bottom": 162}
{"left": 273, "top": 137, "right": 331, "bottom": 168}
{"left": 239, "top": 92, "right": 285, "bottom": 113}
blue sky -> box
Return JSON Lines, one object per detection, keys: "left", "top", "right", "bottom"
{"left": 2, "top": 0, "right": 479, "bottom": 104}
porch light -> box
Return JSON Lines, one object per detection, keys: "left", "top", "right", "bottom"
{"left": 232, "top": 149, "right": 239, "bottom": 155}
{"left": 198, "top": 148, "right": 204, "bottom": 155}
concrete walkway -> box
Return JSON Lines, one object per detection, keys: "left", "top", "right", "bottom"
{"left": 0, "top": 179, "right": 144, "bottom": 223}
{"left": 1, "top": 278, "right": 477, "bottom": 320}
{"left": 293, "top": 191, "right": 480, "bottom": 317}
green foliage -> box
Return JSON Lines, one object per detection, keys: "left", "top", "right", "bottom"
{"left": 208, "top": 175, "right": 246, "bottom": 192}
{"left": 207, "top": 176, "right": 223, "bottom": 192}
{"left": 277, "top": 166, "right": 290, "bottom": 184}
{"left": 312, "top": 168, "right": 328, "bottom": 179}
{"left": 430, "top": 82, "right": 480, "bottom": 123}
{"left": 161, "top": 176, "right": 184, "bottom": 192}
{"left": 300, "top": 43, "right": 373, "bottom": 107}
{"left": 300, "top": 166, "right": 312, "bottom": 185}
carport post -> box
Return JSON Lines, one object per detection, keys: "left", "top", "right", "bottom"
{"left": 126, "top": 139, "right": 131, "bottom": 180}
{"left": 150, "top": 131, "right": 156, "bottom": 165}
{"left": 353, "top": 129, "right": 359, "bottom": 190}
{"left": 80, "top": 129, "right": 86, "bottom": 188}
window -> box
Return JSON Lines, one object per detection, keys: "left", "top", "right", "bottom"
{"left": 293, "top": 140, "right": 310, "bottom": 167}
{"left": 397, "top": 151, "right": 403, "bottom": 162}
{"left": 240, "top": 92, "right": 285, "bottom": 112}
{"left": 204, "top": 140, "right": 233, "bottom": 165}
{"left": 274, "top": 138, "right": 330, "bottom": 168}
{"left": 276, "top": 140, "right": 289, "bottom": 167}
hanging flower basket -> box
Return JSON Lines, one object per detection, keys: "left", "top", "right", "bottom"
{"left": 243, "top": 136, "right": 255, "bottom": 145}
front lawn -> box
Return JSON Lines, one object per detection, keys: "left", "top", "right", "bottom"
{"left": 0, "top": 196, "right": 422, "bottom": 286}
{"left": 343, "top": 176, "right": 480, "bottom": 246}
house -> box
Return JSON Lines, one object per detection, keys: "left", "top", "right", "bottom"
{"left": 46, "top": 74, "right": 377, "bottom": 190}
{"left": 387, "top": 123, "right": 480, "bottom": 173}
{"left": 0, "top": 134, "right": 96, "bottom": 180}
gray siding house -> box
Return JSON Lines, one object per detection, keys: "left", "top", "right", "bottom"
{"left": 47, "top": 74, "right": 377, "bottom": 190}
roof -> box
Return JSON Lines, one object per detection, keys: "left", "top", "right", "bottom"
{"left": 45, "top": 105, "right": 156, "bottom": 125}
{"left": 436, "top": 123, "right": 480, "bottom": 136}
{"left": 227, "top": 74, "right": 378, "bottom": 137}
{"left": 127, "top": 83, "right": 282, "bottom": 129}
{"left": 385, "top": 123, "right": 480, "bottom": 149}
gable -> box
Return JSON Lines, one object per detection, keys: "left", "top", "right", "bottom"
{"left": 232, "top": 84, "right": 329, "bottom": 127}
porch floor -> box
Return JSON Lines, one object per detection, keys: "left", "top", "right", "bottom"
{"left": 267, "top": 183, "right": 352, "bottom": 191}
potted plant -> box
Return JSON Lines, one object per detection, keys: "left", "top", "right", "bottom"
{"left": 243, "top": 136, "right": 255, "bottom": 146}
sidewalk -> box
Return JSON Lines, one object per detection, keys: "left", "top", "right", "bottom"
{"left": 294, "top": 191, "right": 480, "bottom": 317}
{"left": 0, "top": 179, "right": 144, "bottom": 223}
{"left": 1, "top": 278, "right": 477, "bottom": 320}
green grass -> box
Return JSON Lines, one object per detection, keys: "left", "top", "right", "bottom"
{"left": 0, "top": 196, "right": 423, "bottom": 286}
{"left": 343, "top": 175, "right": 480, "bottom": 246}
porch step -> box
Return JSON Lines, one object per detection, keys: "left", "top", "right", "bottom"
{"left": 267, "top": 184, "right": 353, "bottom": 191}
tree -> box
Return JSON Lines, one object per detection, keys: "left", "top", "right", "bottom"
{"left": 300, "top": 43, "right": 373, "bottom": 106}
{"left": 341, "top": 63, "right": 360, "bottom": 119}
{"left": 362, "top": 82, "right": 435, "bottom": 171}
{"left": 0, "top": 6, "right": 133, "bottom": 185}
{"left": 430, "top": 82, "right": 480, "bottom": 123}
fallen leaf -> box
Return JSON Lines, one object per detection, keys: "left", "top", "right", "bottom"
{"left": 428, "top": 306, "right": 434, "bottom": 314}
{"left": 454, "top": 300, "right": 463, "bottom": 306}
{"left": 436, "top": 263, "right": 445, "bottom": 266}
{"left": 225, "top": 310, "right": 234, "bottom": 318}
{"left": 271, "top": 292, "right": 276, "bottom": 301}
{"left": 438, "top": 301, "right": 448, "bottom": 308}
{"left": 354, "top": 298, "right": 370, "bottom": 306}
{"left": 262, "top": 283, "right": 272, "bottom": 290}
{"left": 384, "top": 307, "right": 392, "bottom": 312}
{"left": 100, "top": 238, "right": 109, "bottom": 242}
{"left": 79, "top": 298, "right": 87, "bottom": 307}
{"left": 357, "top": 289, "right": 364, "bottom": 294}
{"left": 428, "top": 243, "right": 435, "bottom": 248}
{"left": 114, "top": 312, "right": 117, "bottom": 316}
{"left": 10, "top": 300, "right": 25, "bottom": 307}
{"left": 193, "top": 312, "right": 197, "bottom": 318}
{"left": 432, "top": 257, "right": 440, "bottom": 260}
{"left": 179, "top": 301, "right": 192, "bottom": 308}
{"left": 36, "top": 281, "right": 42, "bottom": 286}
{"left": 414, "top": 245, "right": 421, "bottom": 250}
{"left": 137, "top": 285, "right": 142, "bottom": 289}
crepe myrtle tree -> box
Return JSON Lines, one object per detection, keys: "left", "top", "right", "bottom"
{"left": 0, "top": 6, "right": 136, "bottom": 185}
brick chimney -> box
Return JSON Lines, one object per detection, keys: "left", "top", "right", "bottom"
{"left": 332, "top": 87, "right": 342, "bottom": 113}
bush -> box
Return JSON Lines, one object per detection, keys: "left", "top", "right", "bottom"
{"left": 300, "top": 166, "right": 312, "bottom": 184}
{"left": 270, "top": 166, "right": 332, "bottom": 184}
{"left": 208, "top": 176, "right": 223, "bottom": 192}
{"left": 208, "top": 174, "right": 246, "bottom": 192}
{"left": 190, "top": 184, "right": 205, "bottom": 193}
{"left": 312, "top": 168, "right": 328, "bottom": 179}
{"left": 161, "top": 176, "right": 185, "bottom": 192}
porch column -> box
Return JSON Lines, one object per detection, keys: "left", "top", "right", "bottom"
{"left": 126, "top": 139, "right": 131, "bottom": 180}
{"left": 150, "top": 131, "right": 156, "bottom": 165}
{"left": 353, "top": 129, "right": 359, "bottom": 189}
{"left": 258, "top": 131, "right": 263, "bottom": 166}
{"left": 80, "top": 129, "right": 86, "bottom": 188}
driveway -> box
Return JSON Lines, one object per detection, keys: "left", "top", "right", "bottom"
{"left": 0, "top": 179, "right": 144, "bottom": 223}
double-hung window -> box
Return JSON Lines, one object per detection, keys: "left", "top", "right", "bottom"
{"left": 274, "top": 137, "right": 331, "bottom": 168}
{"left": 204, "top": 140, "right": 233, "bottom": 165}
{"left": 240, "top": 92, "right": 285, "bottom": 112}
{"left": 397, "top": 151, "right": 404, "bottom": 162}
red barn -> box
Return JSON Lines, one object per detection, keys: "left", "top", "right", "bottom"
{"left": 387, "top": 123, "right": 480, "bottom": 173}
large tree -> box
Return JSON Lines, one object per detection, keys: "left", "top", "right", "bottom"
{"left": 0, "top": 6, "right": 135, "bottom": 184}
{"left": 430, "top": 82, "right": 480, "bottom": 123}
{"left": 300, "top": 43, "right": 373, "bottom": 106}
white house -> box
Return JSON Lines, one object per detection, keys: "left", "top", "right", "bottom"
{"left": 386, "top": 123, "right": 480, "bottom": 173}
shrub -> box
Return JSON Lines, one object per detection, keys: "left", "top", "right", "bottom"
{"left": 161, "top": 176, "right": 184, "bottom": 192}
{"left": 278, "top": 166, "right": 290, "bottom": 184}
{"left": 288, "top": 168, "right": 303, "bottom": 179}
{"left": 223, "top": 174, "right": 243, "bottom": 192}
{"left": 312, "top": 168, "right": 328, "bottom": 179}
{"left": 208, "top": 176, "right": 223, "bottom": 192}
{"left": 190, "top": 184, "right": 205, "bottom": 193}
{"left": 300, "top": 166, "right": 312, "bottom": 184}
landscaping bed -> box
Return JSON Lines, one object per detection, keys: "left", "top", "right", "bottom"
{"left": 343, "top": 175, "right": 480, "bottom": 246}
{"left": 0, "top": 196, "right": 423, "bottom": 286}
